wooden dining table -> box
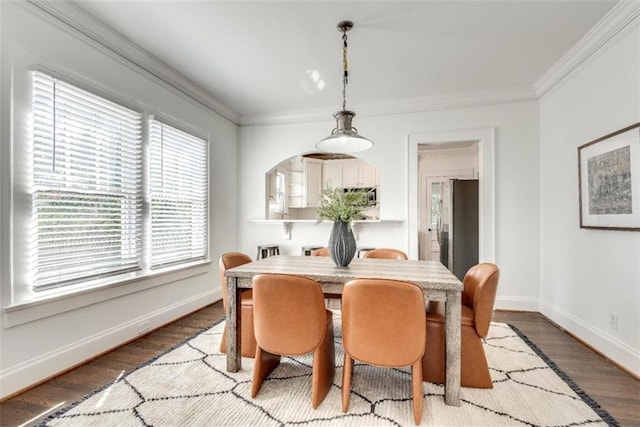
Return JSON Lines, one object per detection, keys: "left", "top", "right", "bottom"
{"left": 224, "top": 254, "right": 463, "bottom": 406}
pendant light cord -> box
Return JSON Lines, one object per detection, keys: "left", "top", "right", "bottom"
{"left": 342, "top": 30, "right": 348, "bottom": 111}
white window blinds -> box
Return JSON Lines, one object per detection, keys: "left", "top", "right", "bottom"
{"left": 31, "top": 71, "right": 143, "bottom": 290}
{"left": 149, "top": 120, "right": 208, "bottom": 268}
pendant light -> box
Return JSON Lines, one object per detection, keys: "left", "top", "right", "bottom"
{"left": 316, "top": 20, "right": 373, "bottom": 154}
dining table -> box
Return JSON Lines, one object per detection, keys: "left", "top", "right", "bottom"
{"left": 224, "top": 254, "right": 463, "bottom": 406}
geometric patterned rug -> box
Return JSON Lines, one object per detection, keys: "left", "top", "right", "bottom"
{"left": 40, "top": 312, "right": 618, "bottom": 426}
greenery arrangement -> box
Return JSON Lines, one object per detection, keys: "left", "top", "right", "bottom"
{"left": 316, "top": 185, "right": 373, "bottom": 223}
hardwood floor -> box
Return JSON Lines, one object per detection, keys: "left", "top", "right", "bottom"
{"left": 1, "top": 304, "right": 638, "bottom": 426}
{"left": 492, "top": 310, "right": 640, "bottom": 426}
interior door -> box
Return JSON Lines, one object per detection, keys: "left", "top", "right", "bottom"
{"left": 419, "top": 171, "right": 473, "bottom": 260}
{"left": 424, "top": 178, "right": 447, "bottom": 261}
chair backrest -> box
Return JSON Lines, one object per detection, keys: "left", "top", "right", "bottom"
{"left": 462, "top": 263, "right": 500, "bottom": 338}
{"left": 362, "top": 248, "right": 408, "bottom": 260}
{"left": 310, "top": 247, "right": 329, "bottom": 257}
{"left": 342, "top": 279, "right": 426, "bottom": 367}
{"left": 219, "top": 252, "right": 252, "bottom": 309}
{"left": 252, "top": 274, "right": 328, "bottom": 355}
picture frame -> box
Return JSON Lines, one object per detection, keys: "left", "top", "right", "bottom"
{"left": 578, "top": 122, "right": 640, "bottom": 231}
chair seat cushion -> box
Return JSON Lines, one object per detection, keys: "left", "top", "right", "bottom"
{"left": 425, "top": 301, "right": 474, "bottom": 327}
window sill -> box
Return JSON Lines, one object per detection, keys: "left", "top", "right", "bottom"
{"left": 3, "top": 260, "right": 212, "bottom": 328}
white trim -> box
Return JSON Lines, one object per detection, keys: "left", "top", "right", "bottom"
{"left": 495, "top": 296, "right": 539, "bottom": 312}
{"left": 0, "top": 289, "right": 220, "bottom": 399}
{"left": 535, "top": 1, "right": 640, "bottom": 97}
{"left": 3, "top": 262, "right": 212, "bottom": 327}
{"left": 0, "top": 0, "right": 8, "bottom": 325}
{"left": 21, "top": 0, "right": 239, "bottom": 125}
{"left": 407, "top": 127, "right": 495, "bottom": 263}
{"left": 539, "top": 298, "right": 640, "bottom": 377}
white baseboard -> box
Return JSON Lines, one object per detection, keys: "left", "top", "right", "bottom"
{"left": 539, "top": 299, "right": 640, "bottom": 377}
{"left": 494, "top": 295, "right": 539, "bottom": 312}
{"left": 1, "top": 290, "right": 222, "bottom": 400}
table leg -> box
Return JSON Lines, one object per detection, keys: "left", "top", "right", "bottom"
{"left": 444, "top": 290, "right": 461, "bottom": 406}
{"left": 226, "top": 276, "right": 242, "bottom": 372}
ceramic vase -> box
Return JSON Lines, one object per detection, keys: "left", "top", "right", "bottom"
{"left": 328, "top": 220, "right": 356, "bottom": 267}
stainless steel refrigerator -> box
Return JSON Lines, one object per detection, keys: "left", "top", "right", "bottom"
{"left": 439, "top": 179, "right": 479, "bottom": 281}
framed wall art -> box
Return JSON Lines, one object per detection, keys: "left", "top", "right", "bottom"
{"left": 578, "top": 122, "right": 640, "bottom": 230}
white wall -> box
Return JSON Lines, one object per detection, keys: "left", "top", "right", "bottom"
{"left": 0, "top": 2, "right": 238, "bottom": 398}
{"left": 539, "top": 17, "right": 640, "bottom": 375}
{"left": 239, "top": 101, "right": 541, "bottom": 312}
{"left": 418, "top": 145, "right": 479, "bottom": 175}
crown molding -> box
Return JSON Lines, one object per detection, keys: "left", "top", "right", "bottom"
{"left": 22, "top": 0, "right": 240, "bottom": 125}
{"left": 22, "top": 0, "right": 632, "bottom": 128}
{"left": 239, "top": 86, "right": 538, "bottom": 127}
{"left": 535, "top": 0, "right": 640, "bottom": 98}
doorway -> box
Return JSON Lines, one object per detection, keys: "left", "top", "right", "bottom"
{"left": 420, "top": 172, "right": 474, "bottom": 261}
{"left": 418, "top": 142, "right": 477, "bottom": 261}
{"left": 407, "top": 127, "right": 495, "bottom": 263}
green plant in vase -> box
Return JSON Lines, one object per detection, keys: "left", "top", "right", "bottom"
{"left": 317, "top": 185, "right": 373, "bottom": 267}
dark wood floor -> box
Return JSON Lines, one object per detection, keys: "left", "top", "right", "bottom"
{"left": 1, "top": 303, "right": 638, "bottom": 426}
{"left": 492, "top": 311, "right": 640, "bottom": 426}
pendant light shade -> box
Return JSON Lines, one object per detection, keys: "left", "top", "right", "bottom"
{"left": 316, "top": 110, "right": 373, "bottom": 154}
{"left": 316, "top": 21, "right": 373, "bottom": 154}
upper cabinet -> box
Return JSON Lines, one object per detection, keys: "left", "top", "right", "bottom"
{"left": 324, "top": 159, "right": 378, "bottom": 189}
{"left": 357, "top": 160, "right": 378, "bottom": 188}
{"left": 304, "top": 158, "right": 323, "bottom": 207}
{"left": 341, "top": 159, "right": 359, "bottom": 187}
{"left": 322, "top": 161, "right": 343, "bottom": 189}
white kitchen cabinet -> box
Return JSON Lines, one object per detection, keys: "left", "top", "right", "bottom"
{"left": 322, "top": 161, "right": 343, "bottom": 189}
{"left": 341, "top": 159, "right": 378, "bottom": 188}
{"left": 342, "top": 159, "right": 360, "bottom": 187}
{"left": 303, "top": 158, "right": 323, "bottom": 207}
{"left": 358, "top": 161, "right": 378, "bottom": 187}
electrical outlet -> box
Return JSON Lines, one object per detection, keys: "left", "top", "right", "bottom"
{"left": 609, "top": 313, "right": 619, "bottom": 330}
{"left": 137, "top": 320, "right": 150, "bottom": 334}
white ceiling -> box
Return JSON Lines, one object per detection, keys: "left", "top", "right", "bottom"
{"left": 72, "top": 0, "right": 619, "bottom": 123}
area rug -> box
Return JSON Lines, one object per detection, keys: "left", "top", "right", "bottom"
{"left": 41, "top": 313, "right": 618, "bottom": 426}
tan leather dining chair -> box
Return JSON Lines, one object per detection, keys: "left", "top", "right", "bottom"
{"left": 219, "top": 252, "right": 257, "bottom": 358}
{"left": 422, "top": 263, "right": 500, "bottom": 388}
{"left": 251, "top": 273, "right": 335, "bottom": 409}
{"left": 342, "top": 279, "right": 426, "bottom": 425}
{"left": 362, "top": 248, "right": 408, "bottom": 260}
{"left": 310, "top": 247, "right": 330, "bottom": 257}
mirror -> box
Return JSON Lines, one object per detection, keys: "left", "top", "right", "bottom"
{"left": 265, "top": 152, "right": 380, "bottom": 220}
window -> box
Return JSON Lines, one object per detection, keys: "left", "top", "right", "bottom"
{"left": 430, "top": 182, "right": 443, "bottom": 226}
{"left": 149, "top": 120, "right": 208, "bottom": 268}
{"left": 26, "top": 71, "right": 208, "bottom": 296}
{"left": 31, "top": 72, "right": 143, "bottom": 290}
{"left": 268, "top": 171, "right": 285, "bottom": 213}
